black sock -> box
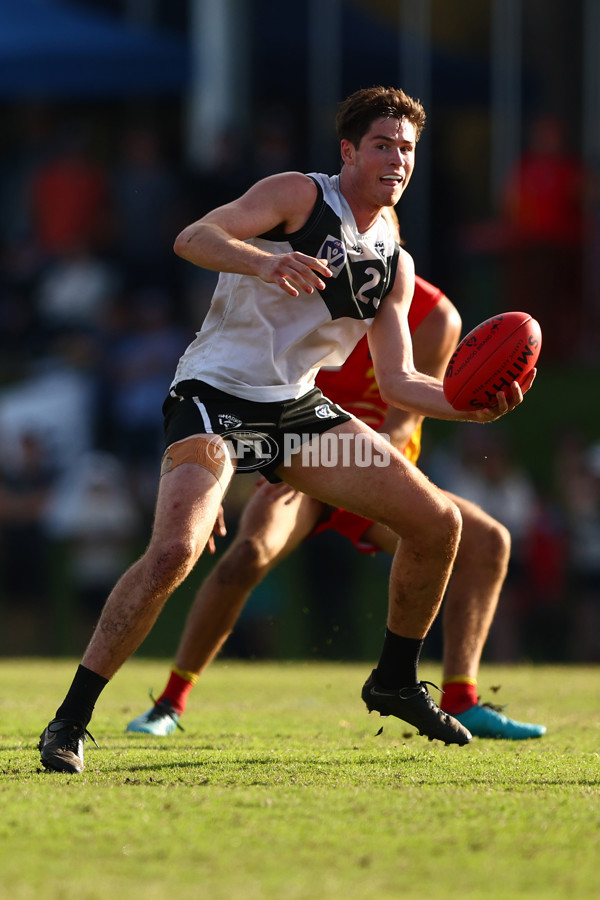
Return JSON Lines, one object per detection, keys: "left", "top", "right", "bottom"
{"left": 54, "top": 664, "right": 109, "bottom": 728}
{"left": 375, "top": 629, "right": 424, "bottom": 689}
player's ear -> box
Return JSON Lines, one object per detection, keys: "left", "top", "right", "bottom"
{"left": 340, "top": 139, "right": 355, "bottom": 165}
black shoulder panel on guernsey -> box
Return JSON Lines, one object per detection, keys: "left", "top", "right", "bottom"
{"left": 257, "top": 180, "right": 325, "bottom": 242}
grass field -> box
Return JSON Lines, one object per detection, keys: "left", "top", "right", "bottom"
{"left": 1, "top": 658, "right": 599, "bottom": 900}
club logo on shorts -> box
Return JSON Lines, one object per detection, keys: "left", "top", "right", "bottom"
{"left": 315, "top": 403, "right": 338, "bottom": 419}
{"left": 218, "top": 413, "right": 242, "bottom": 429}
{"left": 316, "top": 235, "right": 347, "bottom": 276}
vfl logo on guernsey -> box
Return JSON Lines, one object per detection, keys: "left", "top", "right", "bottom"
{"left": 317, "top": 235, "right": 347, "bottom": 276}
{"left": 315, "top": 403, "right": 339, "bottom": 419}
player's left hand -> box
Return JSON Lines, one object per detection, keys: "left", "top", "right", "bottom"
{"left": 256, "top": 478, "right": 301, "bottom": 505}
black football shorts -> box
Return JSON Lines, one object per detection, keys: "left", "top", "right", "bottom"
{"left": 163, "top": 379, "right": 352, "bottom": 482}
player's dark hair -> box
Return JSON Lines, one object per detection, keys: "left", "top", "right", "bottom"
{"left": 336, "top": 86, "right": 426, "bottom": 147}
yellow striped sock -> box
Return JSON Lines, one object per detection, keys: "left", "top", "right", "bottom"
{"left": 172, "top": 665, "right": 199, "bottom": 686}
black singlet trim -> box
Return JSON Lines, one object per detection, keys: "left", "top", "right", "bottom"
{"left": 257, "top": 177, "right": 326, "bottom": 243}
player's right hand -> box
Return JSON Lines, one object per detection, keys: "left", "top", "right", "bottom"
{"left": 258, "top": 252, "right": 332, "bottom": 297}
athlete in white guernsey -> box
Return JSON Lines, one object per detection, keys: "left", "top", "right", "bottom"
{"left": 172, "top": 173, "right": 398, "bottom": 402}
{"left": 39, "top": 86, "right": 534, "bottom": 774}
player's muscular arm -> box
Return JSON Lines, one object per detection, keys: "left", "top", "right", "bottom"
{"left": 173, "top": 173, "right": 332, "bottom": 297}
{"left": 368, "top": 247, "right": 455, "bottom": 419}
{"left": 369, "top": 253, "right": 524, "bottom": 423}
{"left": 380, "top": 295, "right": 463, "bottom": 449}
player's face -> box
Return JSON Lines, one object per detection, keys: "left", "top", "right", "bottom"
{"left": 343, "top": 117, "right": 417, "bottom": 207}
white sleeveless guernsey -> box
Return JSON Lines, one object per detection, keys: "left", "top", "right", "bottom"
{"left": 171, "top": 173, "right": 399, "bottom": 402}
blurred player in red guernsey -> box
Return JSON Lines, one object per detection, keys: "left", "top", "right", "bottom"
{"left": 127, "top": 271, "right": 546, "bottom": 741}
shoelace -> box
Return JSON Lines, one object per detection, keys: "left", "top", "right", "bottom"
{"left": 397, "top": 681, "right": 459, "bottom": 723}
{"left": 397, "top": 680, "right": 442, "bottom": 702}
{"left": 148, "top": 691, "right": 185, "bottom": 731}
{"left": 49, "top": 720, "right": 99, "bottom": 750}
{"left": 373, "top": 680, "right": 452, "bottom": 738}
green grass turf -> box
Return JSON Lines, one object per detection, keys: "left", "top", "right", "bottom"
{"left": 1, "top": 659, "right": 599, "bottom": 899}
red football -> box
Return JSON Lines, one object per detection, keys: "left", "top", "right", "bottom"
{"left": 443, "top": 311, "right": 542, "bottom": 412}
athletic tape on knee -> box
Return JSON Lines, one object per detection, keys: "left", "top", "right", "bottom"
{"left": 160, "top": 435, "right": 232, "bottom": 487}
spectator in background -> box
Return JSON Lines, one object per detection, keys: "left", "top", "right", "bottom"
{"left": 20, "top": 121, "right": 118, "bottom": 354}
{"left": 34, "top": 240, "right": 121, "bottom": 337}
{"left": 30, "top": 122, "right": 112, "bottom": 259}
{"left": 499, "top": 114, "right": 590, "bottom": 361}
{"left": 0, "top": 331, "right": 98, "bottom": 475}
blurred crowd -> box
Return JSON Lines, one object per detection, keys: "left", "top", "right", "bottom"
{"left": 0, "top": 101, "right": 599, "bottom": 664}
